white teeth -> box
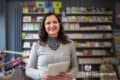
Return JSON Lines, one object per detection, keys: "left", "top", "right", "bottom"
{"left": 50, "top": 28, "right": 56, "bottom": 31}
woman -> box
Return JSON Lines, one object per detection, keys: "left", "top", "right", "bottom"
{"left": 25, "top": 12, "right": 78, "bottom": 80}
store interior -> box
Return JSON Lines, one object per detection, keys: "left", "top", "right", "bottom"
{"left": 0, "top": 0, "right": 120, "bottom": 80}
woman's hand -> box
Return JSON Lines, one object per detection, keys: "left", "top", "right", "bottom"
{"left": 41, "top": 72, "right": 53, "bottom": 80}
{"left": 41, "top": 73, "right": 62, "bottom": 80}
{"left": 41, "top": 72, "right": 73, "bottom": 80}
{"left": 41, "top": 72, "right": 57, "bottom": 80}
{"left": 51, "top": 72, "right": 73, "bottom": 80}
{"left": 59, "top": 72, "right": 73, "bottom": 80}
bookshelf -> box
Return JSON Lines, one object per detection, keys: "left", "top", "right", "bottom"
{"left": 21, "top": 0, "right": 119, "bottom": 80}
{"left": 21, "top": 1, "right": 62, "bottom": 54}
{"left": 62, "top": 6, "right": 114, "bottom": 56}
{"left": 113, "top": 2, "right": 120, "bottom": 79}
{"left": 61, "top": 6, "right": 119, "bottom": 80}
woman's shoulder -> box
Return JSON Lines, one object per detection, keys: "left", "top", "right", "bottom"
{"left": 32, "top": 39, "right": 45, "bottom": 46}
{"left": 32, "top": 41, "right": 40, "bottom": 48}
{"left": 65, "top": 39, "right": 75, "bottom": 46}
{"left": 67, "top": 39, "right": 74, "bottom": 43}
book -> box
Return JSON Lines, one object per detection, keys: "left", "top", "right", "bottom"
{"left": 47, "top": 61, "right": 69, "bottom": 76}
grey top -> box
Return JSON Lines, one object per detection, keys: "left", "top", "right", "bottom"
{"left": 25, "top": 41, "right": 78, "bottom": 80}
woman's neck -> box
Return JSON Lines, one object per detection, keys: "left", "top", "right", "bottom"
{"left": 47, "top": 36, "right": 60, "bottom": 50}
{"left": 48, "top": 34, "right": 58, "bottom": 38}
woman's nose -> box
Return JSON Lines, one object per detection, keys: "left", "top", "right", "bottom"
{"left": 50, "top": 23, "right": 54, "bottom": 27}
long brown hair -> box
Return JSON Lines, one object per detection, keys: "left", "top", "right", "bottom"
{"left": 39, "top": 12, "right": 70, "bottom": 45}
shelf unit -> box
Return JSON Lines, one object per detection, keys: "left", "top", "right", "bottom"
{"left": 21, "top": 0, "right": 119, "bottom": 80}
{"left": 61, "top": 6, "right": 119, "bottom": 79}
{"left": 21, "top": 0, "right": 62, "bottom": 53}
{"left": 113, "top": 2, "right": 120, "bottom": 79}
{"left": 114, "top": 2, "right": 120, "bottom": 56}
{"left": 22, "top": 13, "right": 42, "bottom": 52}
{"left": 62, "top": 11, "right": 114, "bottom": 55}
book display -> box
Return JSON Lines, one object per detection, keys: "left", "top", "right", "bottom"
{"left": 63, "top": 0, "right": 120, "bottom": 79}
{"left": 114, "top": 2, "right": 120, "bottom": 56}
{"left": 21, "top": 1, "right": 62, "bottom": 54}
{"left": 113, "top": 2, "right": 120, "bottom": 79}
{"left": 21, "top": 0, "right": 119, "bottom": 80}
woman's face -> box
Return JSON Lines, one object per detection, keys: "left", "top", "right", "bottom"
{"left": 45, "top": 15, "right": 60, "bottom": 37}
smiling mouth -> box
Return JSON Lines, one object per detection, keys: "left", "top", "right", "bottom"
{"left": 48, "top": 28, "right": 57, "bottom": 31}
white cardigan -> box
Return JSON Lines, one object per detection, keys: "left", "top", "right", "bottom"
{"left": 25, "top": 41, "right": 78, "bottom": 80}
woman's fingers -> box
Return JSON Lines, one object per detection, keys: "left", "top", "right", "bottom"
{"left": 41, "top": 72, "right": 72, "bottom": 80}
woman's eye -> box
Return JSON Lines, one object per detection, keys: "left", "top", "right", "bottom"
{"left": 53, "top": 21, "right": 58, "bottom": 24}
{"left": 46, "top": 22, "right": 50, "bottom": 25}
{"left": 45, "top": 21, "right": 58, "bottom": 25}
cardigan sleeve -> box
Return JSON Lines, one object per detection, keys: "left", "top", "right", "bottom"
{"left": 69, "top": 41, "right": 78, "bottom": 79}
{"left": 25, "top": 43, "right": 43, "bottom": 80}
